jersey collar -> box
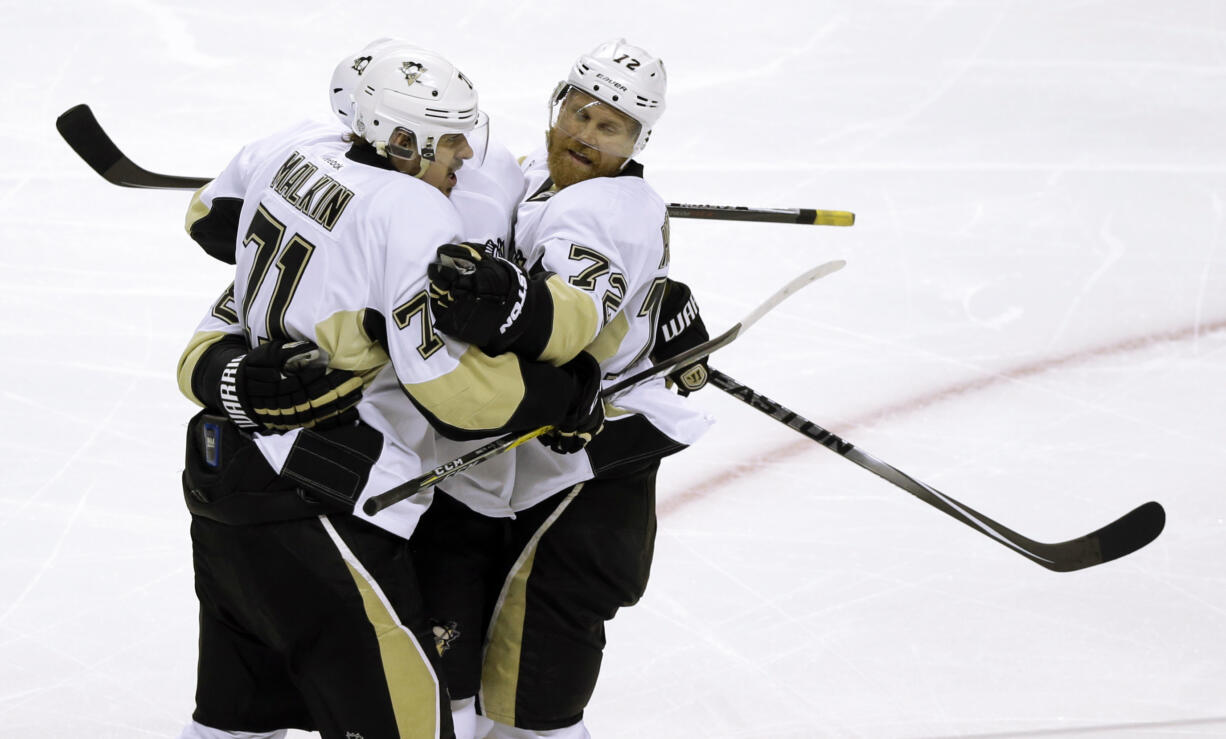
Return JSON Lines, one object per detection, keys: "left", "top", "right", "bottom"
{"left": 345, "top": 142, "right": 395, "bottom": 171}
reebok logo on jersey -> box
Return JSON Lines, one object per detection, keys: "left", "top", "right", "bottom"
{"left": 499, "top": 267, "right": 528, "bottom": 336}
{"left": 661, "top": 295, "right": 699, "bottom": 341}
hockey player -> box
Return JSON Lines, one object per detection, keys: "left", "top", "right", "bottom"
{"left": 173, "top": 44, "right": 600, "bottom": 739}
{"left": 419, "top": 39, "right": 714, "bottom": 739}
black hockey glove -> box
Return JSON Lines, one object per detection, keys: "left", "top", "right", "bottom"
{"left": 429, "top": 242, "right": 536, "bottom": 355}
{"left": 219, "top": 339, "right": 364, "bottom": 433}
{"left": 540, "top": 351, "right": 605, "bottom": 454}
{"left": 650, "top": 279, "right": 710, "bottom": 396}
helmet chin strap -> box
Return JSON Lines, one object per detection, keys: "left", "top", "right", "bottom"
{"left": 375, "top": 139, "right": 432, "bottom": 180}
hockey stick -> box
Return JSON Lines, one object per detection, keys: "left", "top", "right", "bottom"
{"left": 55, "top": 104, "right": 856, "bottom": 225}
{"left": 666, "top": 203, "right": 854, "bottom": 227}
{"left": 708, "top": 369, "right": 1165, "bottom": 572}
{"left": 362, "top": 259, "right": 846, "bottom": 515}
{"left": 55, "top": 104, "right": 212, "bottom": 190}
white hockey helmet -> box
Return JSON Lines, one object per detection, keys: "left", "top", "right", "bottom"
{"left": 551, "top": 38, "right": 667, "bottom": 156}
{"left": 351, "top": 46, "right": 489, "bottom": 165}
{"left": 328, "top": 37, "right": 402, "bottom": 125}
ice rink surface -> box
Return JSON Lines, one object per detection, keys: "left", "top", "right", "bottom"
{"left": 3, "top": 1, "right": 1225, "bottom": 736}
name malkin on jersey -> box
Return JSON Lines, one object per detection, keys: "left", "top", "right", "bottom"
{"left": 270, "top": 151, "right": 355, "bottom": 231}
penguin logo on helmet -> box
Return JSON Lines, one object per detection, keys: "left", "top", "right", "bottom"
{"left": 400, "top": 61, "right": 426, "bottom": 87}
{"left": 351, "top": 55, "right": 372, "bottom": 75}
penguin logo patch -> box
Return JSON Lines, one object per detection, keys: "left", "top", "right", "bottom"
{"left": 400, "top": 61, "right": 426, "bottom": 87}
{"left": 431, "top": 620, "right": 461, "bottom": 656}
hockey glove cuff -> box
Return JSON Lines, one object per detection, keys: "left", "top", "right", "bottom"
{"left": 540, "top": 351, "right": 605, "bottom": 454}
{"left": 219, "top": 340, "right": 364, "bottom": 433}
{"left": 650, "top": 279, "right": 710, "bottom": 396}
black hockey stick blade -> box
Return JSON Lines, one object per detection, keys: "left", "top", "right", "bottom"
{"left": 1074, "top": 499, "right": 1166, "bottom": 570}
{"left": 708, "top": 369, "right": 1166, "bottom": 572}
{"left": 56, "top": 104, "right": 211, "bottom": 190}
{"left": 863, "top": 453, "right": 1167, "bottom": 573}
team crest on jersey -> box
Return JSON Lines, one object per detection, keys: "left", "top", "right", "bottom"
{"left": 431, "top": 620, "right": 461, "bottom": 656}
{"left": 351, "top": 55, "right": 371, "bottom": 75}
{"left": 400, "top": 61, "right": 426, "bottom": 86}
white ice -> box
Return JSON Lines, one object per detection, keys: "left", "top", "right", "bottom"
{"left": 3, "top": 1, "right": 1225, "bottom": 737}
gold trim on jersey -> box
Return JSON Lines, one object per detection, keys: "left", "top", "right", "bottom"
{"left": 481, "top": 484, "right": 584, "bottom": 726}
{"left": 184, "top": 186, "right": 210, "bottom": 234}
{"left": 177, "top": 330, "right": 232, "bottom": 406}
{"left": 603, "top": 401, "right": 632, "bottom": 419}
{"left": 313, "top": 310, "right": 390, "bottom": 374}
{"left": 583, "top": 311, "right": 630, "bottom": 366}
{"left": 403, "top": 347, "right": 527, "bottom": 432}
{"left": 539, "top": 275, "right": 600, "bottom": 365}
{"left": 322, "top": 516, "right": 441, "bottom": 739}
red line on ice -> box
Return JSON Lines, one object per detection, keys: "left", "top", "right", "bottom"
{"left": 659, "top": 318, "right": 1226, "bottom": 517}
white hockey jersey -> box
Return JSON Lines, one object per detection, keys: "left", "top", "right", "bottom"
{"left": 443, "top": 148, "right": 714, "bottom": 515}
{"left": 432, "top": 139, "right": 532, "bottom": 515}
{"left": 179, "top": 122, "right": 575, "bottom": 537}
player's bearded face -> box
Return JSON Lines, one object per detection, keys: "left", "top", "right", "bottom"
{"left": 547, "top": 89, "right": 639, "bottom": 189}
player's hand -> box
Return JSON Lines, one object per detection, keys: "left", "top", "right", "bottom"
{"left": 219, "top": 339, "right": 364, "bottom": 432}
{"left": 650, "top": 279, "right": 710, "bottom": 396}
{"left": 428, "top": 242, "right": 530, "bottom": 354}
{"left": 540, "top": 351, "right": 605, "bottom": 454}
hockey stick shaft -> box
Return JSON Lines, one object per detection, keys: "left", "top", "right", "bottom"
{"left": 56, "top": 104, "right": 855, "bottom": 225}
{"left": 363, "top": 325, "right": 745, "bottom": 515}
{"left": 362, "top": 260, "right": 845, "bottom": 515}
{"left": 666, "top": 203, "right": 854, "bottom": 227}
{"left": 708, "top": 369, "right": 1165, "bottom": 572}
